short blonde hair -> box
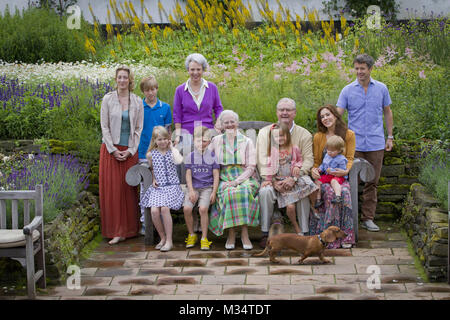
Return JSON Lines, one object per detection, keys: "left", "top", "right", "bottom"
{"left": 193, "top": 126, "right": 212, "bottom": 141}
{"left": 140, "top": 75, "right": 158, "bottom": 92}
{"left": 115, "top": 65, "right": 135, "bottom": 91}
{"left": 325, "top": 135, "right": 345, "bottom": 153}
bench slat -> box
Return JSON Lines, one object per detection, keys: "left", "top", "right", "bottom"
{"left": 0, "top": 200, "right": 6, "bottom": 229}
{"left": 0, "top": 191, "right": 38, "bottom": 200}
{"left": 24, "top": 200, "right": 30, "bottom": 226}
{"left": 12, "top": 199, "right": 19, "bottom": 229}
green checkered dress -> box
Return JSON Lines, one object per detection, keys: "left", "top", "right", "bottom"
{"left": 208, "top": 133, "right": 260, "bottom": 236}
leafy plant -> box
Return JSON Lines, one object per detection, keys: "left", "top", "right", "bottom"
{"left": 322, "top": 0, "right": 399, "bottom": 20}
{"left": 4, "top": 153, "right": 90, "bottom": 222}
{"left": 418, "top": 140, "right": 450, "bottom": 209}
{"left": 0, "top": 6, "right": 92, "bottom": 63}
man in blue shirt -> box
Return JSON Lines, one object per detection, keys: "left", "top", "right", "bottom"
{"left": 137, "top": 76, "right": 172, "bottom": 234}
{"left": 336, "top": 54, "right": 394, "bottom": 232}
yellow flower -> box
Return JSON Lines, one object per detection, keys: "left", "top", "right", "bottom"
{"left": 232, "top": 28, "right": 239, "bottom": 38}
{"left": 279, "top": 41, "right": 286, "bottom": 49}
{"left": 116, "top": 32, "right": 122, "bottom": 42}
{"left": 344, "top": 27, "right": 350, "bottom": 37}
{"left": 110, "top": 49, "right": 116, "bottom": 57}
{"left": 152, "top": 39, "right": 159, "bottom": 51}
{"left": 360, "top": 48, "right": 365, "bottom": 53}
{"left": 355, "top": 38, "right": 359, "bottom": 48}
{"left": 306, "top": 37, "right": 313, "bottom": 46}
{"left": 219, "top": 26, "right": 226, "bottom": 35}
{"left": 197, "top": 38, "right": 202, "bottom": 47}
{"left": 340, "top": 15, "right": 347, "bottom": 30}
{"left": 302, "top": 44, "right": 309, "bottom": 51}
{"left": 145, "top": 46, "right": 150, "bottom": 56}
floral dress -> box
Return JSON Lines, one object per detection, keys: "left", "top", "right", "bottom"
{"left": 140, "top": 149, "right": 184, "bottom": 210}
{"left": 273, "top": 150, "right": 318, "bottom": 208}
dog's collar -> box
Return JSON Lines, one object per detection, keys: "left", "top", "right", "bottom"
{"left": 272, "top": 222, "right": 282, "bottom": 225}
{"left": 317, "top": 234, "right": 327, "bottom": 246}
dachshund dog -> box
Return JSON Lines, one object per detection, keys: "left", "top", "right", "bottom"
{"left": 268, "top": 211, "right": 284, "bottom": 239}
{"left": 253, "top": 226, "right": 347, "bottom": 264}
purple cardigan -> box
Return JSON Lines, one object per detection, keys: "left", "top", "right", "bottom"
{"left": 173, "top": 81, "right": 223, "bottom": 134}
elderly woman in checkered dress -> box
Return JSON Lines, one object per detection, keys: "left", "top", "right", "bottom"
{"left": 208, "top": 110, "right": 260, "bottom": 250}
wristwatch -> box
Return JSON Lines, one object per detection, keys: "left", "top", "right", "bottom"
{"left": 387, "top": 135, "right": 394, "bottom": 140}
{"left": 292, "top": 176, "right": 298, "bottom": 182}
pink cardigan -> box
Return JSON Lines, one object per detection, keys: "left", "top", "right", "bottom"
{"left": 265, "top": 145, "right": 303, "bottom": 181}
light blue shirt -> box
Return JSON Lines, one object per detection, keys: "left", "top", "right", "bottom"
{"left": 336, "top": 78, "right": 392, "bottom": 152}
{"left": 319, "top": 153, "right": 348, "bottom": 179}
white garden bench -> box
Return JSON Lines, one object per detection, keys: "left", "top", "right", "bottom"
{"left": 0, "top": 184, "right": 46, "bottom": 299}
{"left": 126, "top": 121, "right": 374, "bottom": 244}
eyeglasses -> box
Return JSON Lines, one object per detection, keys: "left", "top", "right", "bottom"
{"left": 277, "top": 108, "right": 296, "bottom": 112}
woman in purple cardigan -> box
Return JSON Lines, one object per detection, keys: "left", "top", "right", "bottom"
{"left": 173, "top": 53, "right": 223, "bottom": 152}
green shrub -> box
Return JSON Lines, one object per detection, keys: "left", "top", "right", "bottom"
{"left": 0, "top": 6, "right": 92, "bottom": 63}
{"left": 418, "top": 140, "right": 449, "bottom": 209}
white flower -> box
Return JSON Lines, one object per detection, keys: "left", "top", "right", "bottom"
{"left": 28, "top": 154, "right": 35, "bottom": 160}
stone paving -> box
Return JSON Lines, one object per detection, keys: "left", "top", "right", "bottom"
{"left": 3, "top": 221, "right": 450, "bottom": 300}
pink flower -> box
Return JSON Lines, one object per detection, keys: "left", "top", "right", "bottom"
{"left": 234, "top": 66, "right": 244, "bottom": 74}
{"left": 259, "top": 53, "right": 264, "bottom": 61}
{"left": 223, "top": 71, "right": 231, "bottom": 79}
{"left": 320, "top": 63, "right": 327, "bottom": 69}
{"left": 302, "top": 64, "right": 311, "bottom": 76}
{"left": 405, "top": 47, "right": 414, "bottom": 59}
{"left": 285, "top": 60, "right": 300, "bottom": 73}
{"left": 374, "top": 55, "right": 386, "bottom": 68}
{"left": 218, "top": 80, "right": 227, "bottom": 87}
{"left": 419, "top": 70, "right": 426, "bottom": 79}
{"left": 274, "top": 74, "right": 281, "bottom": 81}
{"left": 322, "top": 52, "right": 336, "bottom": 63}
{"left": 232, "top": 46, "right": 238, "bottom": 55}
{"left": 274, "top": 62, "right": 284, "bottom": 69}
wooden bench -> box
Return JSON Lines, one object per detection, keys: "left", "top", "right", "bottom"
{"left": 0, "top": 184, "right": 46, "bottom": 299}
{"left": 126, "top": 121, "right": 374, "bottom": 244}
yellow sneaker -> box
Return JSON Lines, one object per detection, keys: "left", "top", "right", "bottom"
{"left": 200, "top": 238, "right": 212, "bottom": 251}
{"left": 185, "top": 234, "right": 197, "bottom": 248}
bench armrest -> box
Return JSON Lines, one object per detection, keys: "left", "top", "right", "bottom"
{"left": 23, "top": 216, "right": 43, "bottom": 235}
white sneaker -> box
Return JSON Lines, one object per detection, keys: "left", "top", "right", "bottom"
{"left": 362, "top": 220, "right": 380, "bottom": 232}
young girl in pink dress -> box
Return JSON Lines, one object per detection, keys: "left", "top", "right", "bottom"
{"left": 261, "top": 123, "right": 318, "bottom": 234}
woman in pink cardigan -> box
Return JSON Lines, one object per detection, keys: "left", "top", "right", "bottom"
{"left": 261, "top": 123, "right": 318, "bottom": 234}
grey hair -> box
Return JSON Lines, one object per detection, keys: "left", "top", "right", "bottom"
{"left": 185, "top": 53, "right": 208, "bottom": 71}
{"left": 353, "top": 54, "right": 375, "bottom": 69}
{"left": 276, "top": 97, "right": 296, "bottom": 110}
{"left": 218, "top": 109, "right": 239, "bottom": 125}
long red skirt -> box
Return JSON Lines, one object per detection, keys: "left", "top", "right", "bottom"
{"left": 99, "top": 144, "right": 139, "bottom": 239}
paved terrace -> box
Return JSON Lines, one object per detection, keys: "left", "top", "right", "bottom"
{"left": 3, "top": 221, "right": 450, "bottom": 300}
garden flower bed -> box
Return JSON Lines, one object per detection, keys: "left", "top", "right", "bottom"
{"left": 0, "top": 2, "right": 448, "bottom": 285}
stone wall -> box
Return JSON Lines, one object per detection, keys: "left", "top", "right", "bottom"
{"left": 44, "top": 190, "right": 100, "bottom": 283}
{"left": 361, "top": 140, "right": 422, "bottom": 221}
{"left": 401, "top": 184, "right": 448, "bottom": 282}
